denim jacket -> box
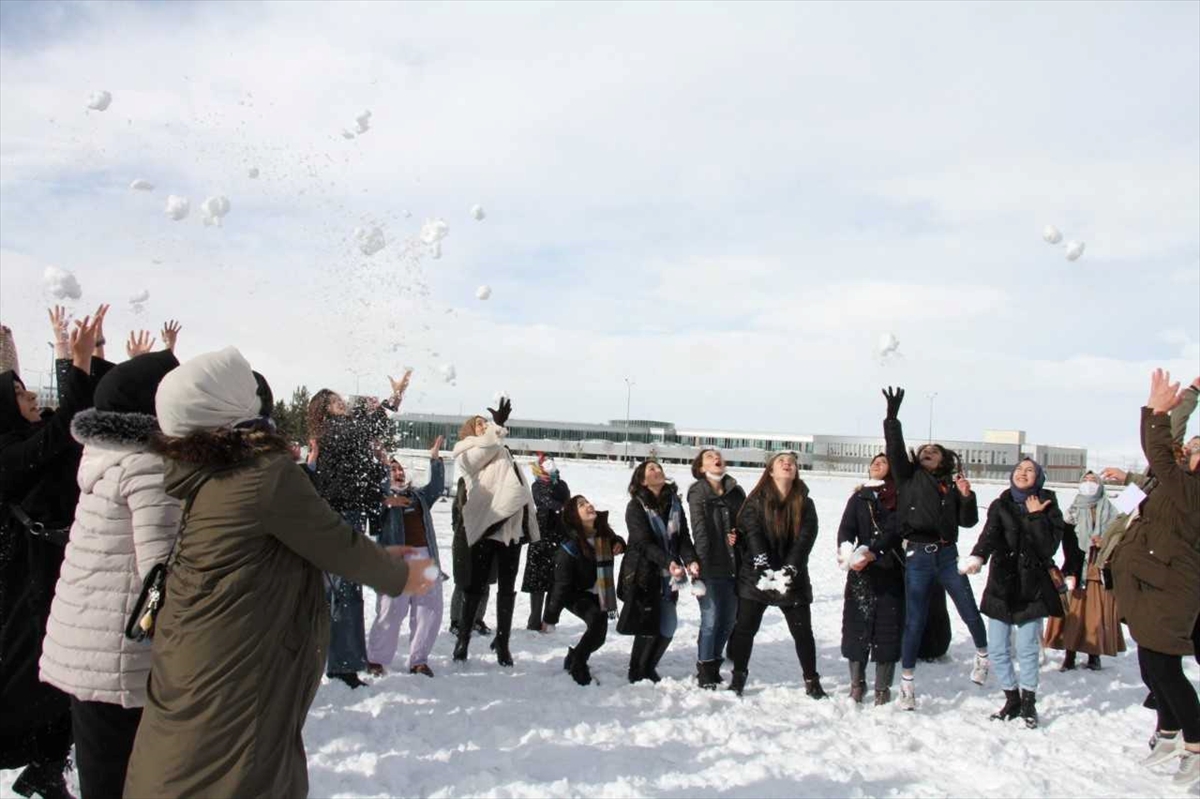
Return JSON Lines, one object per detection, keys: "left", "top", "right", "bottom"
{"left": 378, "top": 457, "right": 445, "bottom": 569}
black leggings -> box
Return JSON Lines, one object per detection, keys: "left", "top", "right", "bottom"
{"left": 1139, "top": 645, "right": 1200, "bottom": 743}
{"left": 727, "top": 598, "right": 818, "bottom": 679}
{"left": 565, "top": 594, "right": 609, "bottom": 661}
{"left": 71, "top": 698, "right": 143, "bottom": 799}
{"left": 466, "top": 538, "right": 521, "bottom": 596}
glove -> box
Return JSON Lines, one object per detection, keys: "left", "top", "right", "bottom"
{"left": 487, "top": 397, "right": 512, "bottom": 427}
{"left": 882, "top": 386, "right": 905, "bottom": 420}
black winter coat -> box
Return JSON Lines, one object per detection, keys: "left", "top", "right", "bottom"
{"left": 970, "top": 489, "right": 1065, "bottom": 624}
{"left": 544, "top": 512, "right": 625, "bottom": 625}
{"left": 688, "top": 476, "right": 746, "bottom": 580}
{"left": 837, "top": 485, "right": 905, "bottom": 663}
{"left": 883, "top": 418, "right": 978, "bottom": 544}
{"left": 736, "top": 485, "right": 818, "bottom": 607}
{"left": 522, "top": 478, "right": 571, "bottom": 594}
{"left": 616, "top": 486, "right": 695, "bottom": 636}
{"left": 313, "top": 406, "right": 389, "bottom": 519}
{"left": 0, "top": 361, "right": 105, "bottom": 767}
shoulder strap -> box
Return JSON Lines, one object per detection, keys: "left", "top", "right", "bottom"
{"left": 161, "top": 471, "right": 218, "bottom": 569}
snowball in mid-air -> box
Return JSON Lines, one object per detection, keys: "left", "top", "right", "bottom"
{"left": 475, "top": 285, "right": 492, "bottom": 300}
{"left": 420, "top": 218, "right": 449, "bottom": 245}
{"left": 201, "top": 196, "right": 231, "bottom": 227}
{"left": 878, "top": 332, "right": 900, "bottom": 357}
{"left": 86, "top": 90, "right": 112, "bottom": 111}
{"left": 129, "top": 289, "right": 150, "bottom": 304}
{"left": 164, "top": 195, "right": 189, "bottom": 221}
{"left": 439, "top": 364, "right": 457, "bottom": 383}
{"left": 471, "top": 204, "right": 486, "bottom": 221}
{"left": 1065, "top": 240, "right": 1085, "bottom": 261}
{"left": 44, "top": 266, "right": 82, "bottom": 300}
{"left": 354, "top": 110, "right": 372, "bottom": 134}
{"left": 341, "top": 129, "right": 356, "bottom": 140}
{"left": 129, "top": 179, "right": 154, "bottom": 191}
{"left": 354, "top": 226, "right": 386, "bottom": 256}
{"left": 247, "top": 167, "right": 260, "bottom": 179}
{"left": 1042, "top": 225, "right": 1063, "bottom": 245}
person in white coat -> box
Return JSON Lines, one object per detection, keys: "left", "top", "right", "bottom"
{"left": 39, "top": 347, "right": 182, "bottom": 799}
{"left": 450, "top": 398, "right": 540, "bottom": 667}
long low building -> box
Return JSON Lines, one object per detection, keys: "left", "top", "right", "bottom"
{"left": 389, "top": 413, "right": 1086, "bottom": 483}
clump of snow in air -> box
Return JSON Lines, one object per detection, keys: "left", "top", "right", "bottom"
{"left": 44, "top": 266, "right": 82, "bottom": 300}
{"left": 439, "top": 364, "right": 457, "bottom": 384}
{"left": 201, "top": 196, "right": 231, "bottom": 227}
{"left": 1065, "top": 240, "right": 1086, "bottom": 261}
{"left": 475, "top": 285, "right": 492, "bottom": 301}
{"left": 756, "top": 568, "right": 792, "bottom": 594}
{"left": 129, "top": 179, "right": 154, "bottom": 191}
{"left": 1042, "top": 224, "right": 1063, "bottom": 245}
{"left": 958, "top": 555, "right": 983, "bottom": 575}
{"left": 163, "top": 195, "right": 189, "bottom": 221}
{"left": 247, "top": 167, "right": 260, "bottom": 179}
{"left": 354, "top": 226, "right": 386, "bottom": 256}
{"left": 878, "top": 332, "right": 901, "bottom": 361}
{"left": 837, "top": 541, "right": 870, "bottom": 571}
{"left": 86, "top": 90, "right": 112, "bottom": 111}
{"left": 471, "top": 204, "right": 486, "bottom": 221}
{"left": 129, "top": 289, "right": 150, "bottom": 315}
{"left": 420, "top": 218, "right": 449, "bottom": 245}
{"left": 341, "top": 129, "right": 356, "bottom": 140}
{"left": 354, "top": 110, "right": 372, "bottom": 135}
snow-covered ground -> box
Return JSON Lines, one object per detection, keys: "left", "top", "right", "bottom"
{"left": 4, "top": 460, "right": 1196, "bottom": 798}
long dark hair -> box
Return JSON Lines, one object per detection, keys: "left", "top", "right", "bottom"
{"left": 911, "top": 443, "right": 963, "bottom": 480}
{"left": 562, "top": 495, "right": 616, "bottom": 558}
{"left": 628, "top": 460, "right": 675, "bottom": 513}
{"left": 739, "top": 452, "right": 807, "bottom": 543}
{"left": 307, "top": 389, "right": 339, "bottom": 442}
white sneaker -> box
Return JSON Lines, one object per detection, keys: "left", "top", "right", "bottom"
{"left": 1142, "top": 735, "right": 1182, "bottom": 768}
{"left": 1172, "top": 751, "right": 1199, "bottom": 786}
{"left": 899, "top": 678, "right": 916, "bottom": 711}
{"left": 971, "top": 653, "right": 990, "bottom": 685}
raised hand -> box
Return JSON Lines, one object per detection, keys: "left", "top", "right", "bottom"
{"left": 954, "top": 474, "right": 972, "bottom": 497}
{"left": 92, "top": 304, "right": 110, "bottom": 354}
{"left": 126, "top": 330, "right": 156, "bottom": 358}
{"left": 48, "top": 305, "right": 71, "bottom": 357}
{"left": 882, "top": 386, "right": 905, "bottom": 420}
{"left": 1099, "top": 467, "right": 1126, "bottom": 483}
{"left": 487, "top": 396, "right": 512, "bottom": 427}
{"left": 429, "top": 435, "right": 444, "bottom": 459}
{"left": 1146, "top": 368, "right": 1183, "bottom": 414}
{"left": 388, "top": 369, "right": 413, "bottom": 400}
{"left": 1025, "top": 495, "right": 1051, "bottom": 514}
{"left": 161, "top": 320, "right": 182, "bottom": 352}
{"left": 69, "top": 314, "right": 101, "bottom": 369}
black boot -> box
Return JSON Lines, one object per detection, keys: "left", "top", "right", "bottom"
{"left": 455, "top": 593, "right": 483, "bottom": 661}
{"left": 527, "top": 592, "right": 545, "bottom": 631}
{"left": 643, "top": 635, "right": 672, "bottom": 683}
{"left": 628, "top": 636, "right": 653, "bottom": 683}
{"left": 329, "top": 672, "right": 366, "bottom": 689}
{"left": 12, "top": 760, "right": 71, "bottom": 799}
{"left": 1086, "top": 654, "right": 1102, "bottom": 671}
{"left": 569, "top": 650, "right": 593, "bottom": 686}
{"left": 697, "top": 659, "right": 720, "bottom": 690}
{"left": 1060, "top": 651, "right": 1077, "bottom": 672}
{"left": 730, "top": 669, "right": 748, "bottom": 697}
{"left": 805, "top": 675, "right": 828, "bottom": 700}
{"left": 1020, "top": 689, "right": 1038, "bottom": 729}
{"left": 564, "top": 646, "right": 576, "bottom": 671}
{"left": 991, "top": 689, "right": 1021, "bottom": 721}
{"left": 848, "top": 660, "right": 866, "bottom": 703}
{"left": 490, "top": 591, "right": 516, "bottom": 667}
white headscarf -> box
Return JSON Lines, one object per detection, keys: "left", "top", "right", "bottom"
{"left": 155, "top": 347, "right": 261, "bottom": 437}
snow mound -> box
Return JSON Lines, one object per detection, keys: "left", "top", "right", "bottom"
{"left": 1042, "top": 224, "right": 1063, "bottom": 245}
{"left": 475, "top": 285, "right": 492, "bottom": 300}
{"left": 201, "top": 196, "right": 231, "bottom": 227}
{"left": 44, "top": 266, "right": 82, "bottom": 300}
{"left": 163, "top": 195, "right": 189, "bottom": 221}
{"left": 354, "top": 226, "right": 386, "bottom": 256}
{"left": 1065, "top": 240, "right": 1085, "bottom": 261}
{"left": 86, "top": 90, "right": 112, "bottom": 111}
{"left": 129, "top": 179, "right": 154, "bottom": 191}
{"left": 471, "top": 204, "right": 486, "bottom": 221}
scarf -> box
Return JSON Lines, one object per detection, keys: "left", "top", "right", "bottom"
{"left": 593, "top": 534, "right": 617, "bottom": 618}
{"left": 643, "top": 492, "right": 682, "bottom": 599}
{"left": 1069, "top": 484, "right": 1116, "bottom": 540}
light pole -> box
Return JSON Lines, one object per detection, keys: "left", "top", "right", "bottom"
{"left": 926, "top": 392, "right": 937, "bottom": 443}
{"left": 623, "top": 378, "right": 635, "bottom": 464}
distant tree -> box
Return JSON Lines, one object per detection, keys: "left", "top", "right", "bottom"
{"left": 272, "top": 399, "right": 295, "bottom": 440}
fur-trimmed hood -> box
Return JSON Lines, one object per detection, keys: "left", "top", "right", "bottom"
{"left": 154, "top": 428, "right": 291, "bottom": 501}
{"left": 71, "top": 408, "right": 160, "bottom": 449}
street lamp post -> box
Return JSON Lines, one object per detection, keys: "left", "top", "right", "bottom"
{"left": 926, "top": 392, "right": 938, "bottom": 443}
{"left": 624, "top": 378, "right": 635, "bottom": 464}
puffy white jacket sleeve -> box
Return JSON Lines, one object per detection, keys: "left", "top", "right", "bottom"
{"left": 120, "top": 453, "right": 183, "bottom": 580}
{"left": 455, "top": 423, "right": 507, "bottom": 476}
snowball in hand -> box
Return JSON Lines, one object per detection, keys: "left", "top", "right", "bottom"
{"left": 44, "top": 266, "right": 82, "bottom": 300}
{"left": 471, "top": 204, "right": 486, "bottom": 221}
{"left": 129, "top": 179, "right": 154, "bottom": 191}
{"left": 475, "top": 285, "right": 492, "bottom": 301}
{"left": 86, "top": 90, "right": 112, "bottom": 111}
{"left": 164, "top": 195, "right": 189, "bottom": 221}
{"left": 1065, "top": 240, "right": 1085, "bottom": 261}
{"left": 1042, "top": 225, "right": 1063, "bottom": 245}
{"left": 423, "top": 564, "right": 440, "bottom": 581}
{"left": 354, "top": 226, "right": 386, "bottom": 256}
{"left": 756, "top": 568, "right": 792, "bottom": 593}
{"left": 958, "top": 555, "right": 983, "bottom": 575}
{"left": 201, "top": 196, "right": 231, "bottom": 227}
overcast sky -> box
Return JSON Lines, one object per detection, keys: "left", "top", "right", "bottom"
{"left": 1, "top": 0, "right": 1197, "bottom": 468}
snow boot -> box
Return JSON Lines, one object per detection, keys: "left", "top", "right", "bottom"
{"left": 1143, "top": 732, "right": 1182, "bottom": 767}
{"left": 1060, "top": 651, "right": 1077, "bottom": 671}
{"left": 971, "top": 652, "right": 990, "bottom": 685}
{"left": 527, "top": 591, "right": 545, "bottom": 631}
{"left": 12, "top": 760, "right": 71, "bottom": 799}
{"left": 990, "top": 689, "right": 1021, "bottom": 721}
{"left": 564, "top": 647, "right": 576, "bottom": 671}
{"left": 1086, "top": 654, "right": 1102, "bottom": 671}
{"left": 643, "top": 635, "right": 672, "bottom": 683}
{"left": 569, "top": 653, "right": 593, "bottom": 686}
{"left": 805, "top": 675, "right": 828, "bottom": 700}
{"left": 1020, "top": 689, "right": 1038, "bottom": 729}
{"left": 455, "top": 593, "right": 483, "bottom": 661}
{"left": 848, "top": 660, "right": 866, "bottom": 703}
{"left": 730, "top": 669, "right": 748, "bottom": 697}
{"left": 874, "top": 688, "right": 891, "bottom": 706}
{"left": 898, "top": 676, "right": 916, "bottom": 711}
{"left": 628, "top": 636, "right": 653, "bottom": 683}
{"left": 697, "top": 659, "right": 721, "bottom": 690}
{"left": 490, "top": 592, "right": 516, "bottom": 667}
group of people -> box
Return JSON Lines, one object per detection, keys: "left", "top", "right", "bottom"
{"left": 1, "top": 304, "right": 1197, "bottom": 797}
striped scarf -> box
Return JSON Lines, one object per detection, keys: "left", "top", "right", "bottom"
{"left": 644, "top": 493, "right": 683, "bottom": 599}
{"left": 593, "top": 534, "right": 617, "bottom": 617}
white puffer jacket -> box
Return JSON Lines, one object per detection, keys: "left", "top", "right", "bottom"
{"left": 453, "top": 421, "right": 541, "bottom": 547}
{"left": 39, "top": 409, "right": 182, "bottom": 708}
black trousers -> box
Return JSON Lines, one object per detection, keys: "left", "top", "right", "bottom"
{"left": 71, "top": 697, "right": 143, "bottom": 799}
{"left": 465, "top": 539, "right": 521, "bottom": 596}
{"left": 727, "top": 598, "right": 818, "bottom": 679}
{"left": 1139, "top": 646, "right": 1200, "bottom": 743}
{"left": 565, "top": 594, "right": 609, "bottom": 661}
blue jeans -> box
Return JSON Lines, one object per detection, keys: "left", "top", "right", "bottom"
{"left": 989, "top": 617, "right": 1042, "bottom": 691}
{"left": 658, "top": 579, "right": 679, "bottom": 638}
{"left": 697, "top": 577, "right": 737, "bottom": 661}
{"left": 901, "top": 543, "right": 988, "bottom": 670}
{"left": 327, "top": 512, "right": 369, "bottom": 674}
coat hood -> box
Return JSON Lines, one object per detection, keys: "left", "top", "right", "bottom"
{"left": 0, "top": 369, "right": 31, "bottom": 438}
{"left": 72, "top": 408, "right": 160, "bottom": 448}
